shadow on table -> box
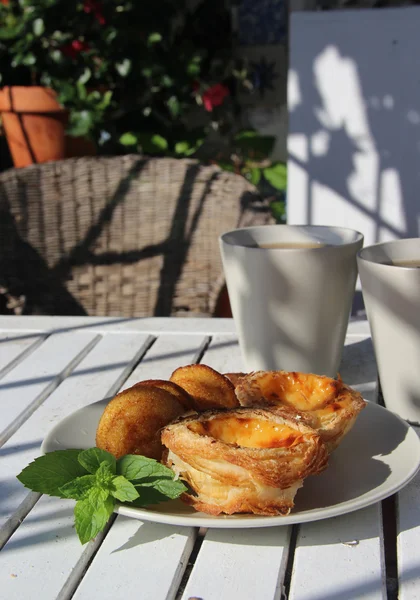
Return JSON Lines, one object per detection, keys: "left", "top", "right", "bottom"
{"left": 396, "top": 420, "right": 420, "bottom": 534}
{"left": 0, "top": 479, "right": 34, "bottom": 518}
{"left": 292, "top": 576, "right": 388, "bottom": 600}
{"left": 295, "top": 403, "right": 408, "bottom": 513}
{"left": 111, "top": 521, "right": 190, "bottom": 553}
{"left": 0, "top": 336, "right": 239, "bottom": 398}
{"left": 1, "top": 522, "right": 75, "bottom": 553}
{"left": 338, "top": 337, "right": 377, "bottom": 386}
{"left": 405, "top": 389, "right": 420, "bottom": 427}
{"left": 0, "top": 439, "right": 41, "bottom": 457}
{"left": 0, "top": 317, "right": 138, "bottom": 344}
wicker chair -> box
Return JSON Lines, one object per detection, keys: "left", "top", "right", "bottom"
{"left": 0, "top": 156, "right": 274, "bottom": 317}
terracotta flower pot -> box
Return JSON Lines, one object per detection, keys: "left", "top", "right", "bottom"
{"left": 0, "top": 86, "right": 67, "bottom": 168}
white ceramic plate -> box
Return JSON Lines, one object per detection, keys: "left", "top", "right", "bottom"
{"left": 42, "top": 399, "right": 420, "bottom": 529}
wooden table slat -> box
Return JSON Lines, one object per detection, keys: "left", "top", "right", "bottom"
{"left": 1, "top": 495, "right": 104, "bottom": 599}
{"left": 0, "top": 331, "right": 100, "bottom": 447}
{"left": 121, "top": 333, "right": 210, "bottom": 390}
{"left": 0, "top": 316, "right": 416, "bottom": 600}
{"left": 71, "top": 517, "right": 196, "bottom": 600}
{"left": 181, "top": 527, "right": 291, "bottom": 600}
{"left": 0, "top": 331, "right": 210, "bottom": 600}
{"left": 0, "top": 316, "right": 239, "bottom": 335}
{"left": 397, "top": 428, "right": 420, "bottom": 600}
{"left": 0, "top": 333, "right": 46, "bottom": 380}
{"left": 338, "top": 335, "right": 378, "bottom": 402}
{"left": 290, "top": 505, "right": 386, "bottom": 600}
{"left": 201, "top": 333, "right": 244, "bottom": 373}
{"left": 0, "top": 333, "right": 151, "bottom": 543}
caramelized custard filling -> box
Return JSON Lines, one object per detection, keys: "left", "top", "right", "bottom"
{"left": 313, "top": 396, "right": 353, "bottom": 418}
{"left": 254, "top": 372, "right": 340, "bottom": 411}
{"left": 188, "top": 416, "right": 302, "bottom": 448}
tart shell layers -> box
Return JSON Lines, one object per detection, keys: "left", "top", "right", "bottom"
{"left": 161, "top": 407, "right": 328, "bottom": 516}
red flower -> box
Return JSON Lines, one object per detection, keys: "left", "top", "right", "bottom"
{"left": 61, "top": 40, "right": 90, "bottom": 60}
{"left": 83, "top": 0, "right": 106, "bottom": 25}
{"left": 202, "top": 83, "right": 230, "bottom": 112}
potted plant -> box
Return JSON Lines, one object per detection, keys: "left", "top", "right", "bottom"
{"left": 0, "top": 0, "right": 286, "bottom": 216}
{"left": 0, "top": 0, "right": 113, "bottom": 167}
{"left": 0, "top": 0, "right": 241, "bottom": 167}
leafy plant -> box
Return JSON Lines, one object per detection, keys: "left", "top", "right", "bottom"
{"left": 0, "top": 0, "right": 246, "bottom": 148}
{"left": 214, "top": 129, "right": 287, "bottom": 223}
{"left": 0, "top": 0, "right": 287, "bottom": 221}
{"left": 17, "top": 447, "right": 186, "bottom": 544}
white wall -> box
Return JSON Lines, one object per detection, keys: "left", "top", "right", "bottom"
{"left": 287, "top": 7, "right": 420, "bottom": 245}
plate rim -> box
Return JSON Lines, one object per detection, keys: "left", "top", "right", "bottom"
{"left": 41, "top": 399, "right": 420, "bottom": 529}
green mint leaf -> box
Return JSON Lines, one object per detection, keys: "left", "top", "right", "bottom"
{"left": 130, "top": 486, "right": 183, "bottom": 507}
{"left": 18, "top": 448, "right": 187, "bottom": 545}
{"left": 17, "top": 450, "right": 87, "bottom": 497}
{"left": 95, "top": 461, "right": 115, "bottom": 490}
{"left": 136, "top": 476, "right": 187, "bottom": 499}
{"left": 130, "top": 488, "right": 171, "bottom": 507}
{"left": 117, "top": 454, "right": 175, "bottom": 481}
{"left": 59, "top": 475, "right": 96, "bottom": 500}
{"left": 88, "top": 486, "right": 110, "bottom": 505}
{"left": 74, "top": 489, "right": 115, "bottom": 544}
{"left": 149, "top": 477, "right": 187, "bottom": 499}
{"left": 78, "top": 448, "right": 116, "bottom": 474}
{"left": 110, "top": 476, "right": 139, "bottom": 502}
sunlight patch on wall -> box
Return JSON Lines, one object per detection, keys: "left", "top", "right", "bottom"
{"left": 310, "top": 131, "right": 330, "bottom": 157}
{"left": 288, "top": 69, "right": 302, "bottom": 112}
{"left": 379, "top": 168, "right": 406, "bottom": 240}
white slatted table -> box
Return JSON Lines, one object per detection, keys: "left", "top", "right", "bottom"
{"left": 0, "top": 316, "right": 419, "bottom": 600}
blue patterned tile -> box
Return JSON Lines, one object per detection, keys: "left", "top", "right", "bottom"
{"left": 238, "top": 0, "right": 287, "bottom": 46}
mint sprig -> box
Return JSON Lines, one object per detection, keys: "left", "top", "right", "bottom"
{"left": 17, "top": 448, "right": 187, "bottom": 544}
{"left": 16, "top": 449, "right": 87, "bottom": 497}
{"left": 75, "top": 491, "right": 115, "bottom": 545}
{"left": 79, "top": 448, "right": 116, "bottom": 474}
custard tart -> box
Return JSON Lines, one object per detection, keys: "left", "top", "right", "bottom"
{"left": 161, "top": 406, "right": 328, "bottom": 516}
{"left": 235, "top": 371, "right": 366, "bottom": 452}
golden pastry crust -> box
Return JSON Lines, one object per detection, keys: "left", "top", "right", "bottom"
{"left": 169, "top": 452, "right": 303, "bottom": 516}
{"left": 170, "top": 364, "right": 239, "bottom": 411}
{"left": 96, "top": 385, "right": 186, "bottom": 460}
{"left": 161, "top": 407, "right": 328, "bottom": 516}
{"left": 132, "top": 379, "right": 195, "bottom": 410}
{"left": 235, "top": 371, "right": 366, "bottom": 452}
{"left": 224, "top": 372, "right": 247, "bottom": 387}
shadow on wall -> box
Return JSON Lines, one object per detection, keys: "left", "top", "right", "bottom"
{"left": 287, "top": 7, "right": 420, "bottom": 244}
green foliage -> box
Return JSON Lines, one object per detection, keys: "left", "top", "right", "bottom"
{"left": 0, "top": 0, "right": 287, "bottom": 222}
{"left": 17, "top": 447, "right": 187, "bottom": 544}
{"left": 263, "top": 163, "right": 287, "bottom": 191}
{"left": 17, "top": 449, "right": 87, "bottom": 497}
{"left": 0, "top": 0, "right": 245, "bottom": 147}
{"left": 270, "top": 199, "right": 286, "bottom": 224}
{"left": 214, "top": 129, "right": 287, "bottom": 223}
{"left": 234, "top": 130, "right": 275, "bottom": 159}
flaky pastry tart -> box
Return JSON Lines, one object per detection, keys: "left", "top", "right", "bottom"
{"left": 235, "top": 371, "right": 366, "bottom": 452}
{"left": 161, "top": 406, "right": 328, "bottom": 516}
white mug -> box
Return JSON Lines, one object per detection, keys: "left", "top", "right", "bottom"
{"left": 358, "top": 238, "right": 420, "bottom": 424}
{"left": 220, "top": 225, "right": 364, "bottom": 377}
